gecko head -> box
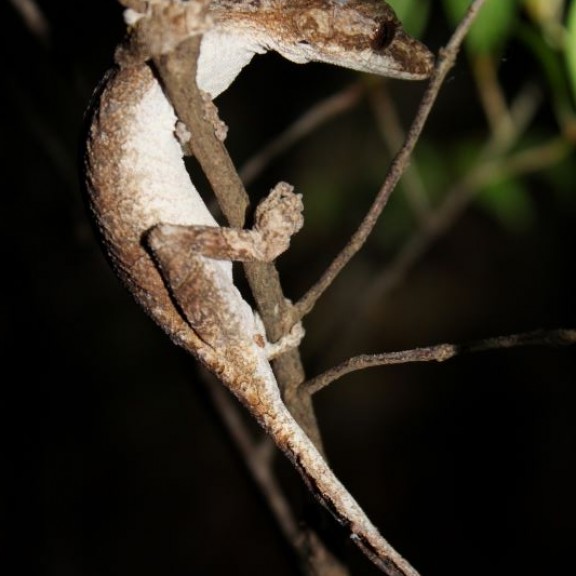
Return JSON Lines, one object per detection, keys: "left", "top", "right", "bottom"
{"left": 272, "top": 0, "right": 434, "bottom": 80}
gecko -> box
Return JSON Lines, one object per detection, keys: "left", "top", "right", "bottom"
{"left": 84, "top": 1, "right": 434, "bottom": 575}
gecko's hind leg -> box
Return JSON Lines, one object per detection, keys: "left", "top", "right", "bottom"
{"left": 253, "top": 312, "right": 305, "bottom": 360}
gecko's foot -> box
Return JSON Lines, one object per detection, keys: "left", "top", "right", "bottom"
{"left": 255, "top": 182, "right": 304, "bottom": 252}
{"left": 201, "top": 90, "right": 228, "bottom": 142}
{"left": 264, "top": 319, "right": 305, "bottom": 361}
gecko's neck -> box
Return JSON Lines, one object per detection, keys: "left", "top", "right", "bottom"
{"left": 196, "top": 0, "right": 434, "bottom": 97}
{"left": 197, "top": 30, "right": 265, "bottom": 97}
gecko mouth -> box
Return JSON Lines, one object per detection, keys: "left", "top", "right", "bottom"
{"left": 385, "top": 29, "right": 435, "bottom": 79}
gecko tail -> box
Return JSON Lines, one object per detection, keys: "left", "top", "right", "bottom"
{"left": 261, "top": 403, "right": 420, "bottom": 576}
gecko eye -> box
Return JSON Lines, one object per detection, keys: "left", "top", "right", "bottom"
{"left": 371, "top": 20, "right": 397, "bottom": 52}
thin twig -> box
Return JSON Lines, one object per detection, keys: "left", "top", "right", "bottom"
{"left": 8, "top": 0, "right": 50, "bottom": 44}
{"left": 239, "top": 82, "right": 365, "bottom": 186}
{"left": 204, "top": 376, "right": 301, "bottom": 545}
{"left": 291, "top": 0, "right": 490, "bottom": 325}
{"left": 328, "top": 80, "right": 546, "bottom": 354}
{"left": 472, "top": 54, "right": 515, "bottom": 143}
{"left": 204, "top": 377, "right": 351, "bottom": 576}
{"left": 368, "top": 83, "right": 431, "bottom": 222}
{"left": 150, "top": 13, "right": 326, "bottom": 451}
{"left": 306, "top": 328, "right": 576, "bottom": 395}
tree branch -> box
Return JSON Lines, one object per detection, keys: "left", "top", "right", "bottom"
{"left": 145, "top": 4, "right": 345, "bottom": 573}
{"left": 203, "top": 375, "right": 301, "bottom": 545}
{"left": 8, "top": 0, "right": 50, "bottom": 44}
{"left": 150, "top": 9, "right": 325, "bottom": 455}
{"left": 306, "top": 328, "right": 576, "bottom": 395}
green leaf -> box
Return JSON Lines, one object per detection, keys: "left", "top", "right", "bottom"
{"left": 516, "top": 22, "right": 575, "bottom": 124}
{"left": 539, "top": 146, "right": 576, "bottom": 210}
{"left": 565, "top": 0, "right": 576, "bottom": 106}
{"left": 442, "top": 0, "right": 520, "bottom": 54}
{"left": 477, "top": 177, "right": 536, "bottom": 233}
{"left": 523, "top": 0, "right": 565, "bottom": 29}
{"left": 387, "top": 0, "right": 431, "bottom": 37}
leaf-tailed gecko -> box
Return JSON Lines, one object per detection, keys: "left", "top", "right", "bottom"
{"left": 84, "top": 1, "right": 433, "bottom": 574}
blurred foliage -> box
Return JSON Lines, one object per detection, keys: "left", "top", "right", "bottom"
{"left": 414, "top": 0, "right": 576, "bottom": 235}
{"left": 443, "top": 0, "right": 520, "bottom": 54}
{"left": 387, "top": 0, "right": 432, "bottom": 36}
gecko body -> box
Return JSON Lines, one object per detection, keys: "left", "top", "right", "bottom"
{"left": 84, "top": 2, "right": 433, "bottom": 575}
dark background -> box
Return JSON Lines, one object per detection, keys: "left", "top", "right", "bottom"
{"left": 2, "top": 1, "right": 575, "bottom": 575}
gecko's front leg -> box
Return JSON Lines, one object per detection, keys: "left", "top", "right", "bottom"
{"left": 149, "top": 181, "right": 303, "bottom": 265}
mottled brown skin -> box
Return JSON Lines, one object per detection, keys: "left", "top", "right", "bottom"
{"left": 85, "top": 67, "right": 208, "bottom": 354}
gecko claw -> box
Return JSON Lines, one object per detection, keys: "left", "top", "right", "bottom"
{"left": 262, "top": 318, "right": 305, "bottom": 361}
